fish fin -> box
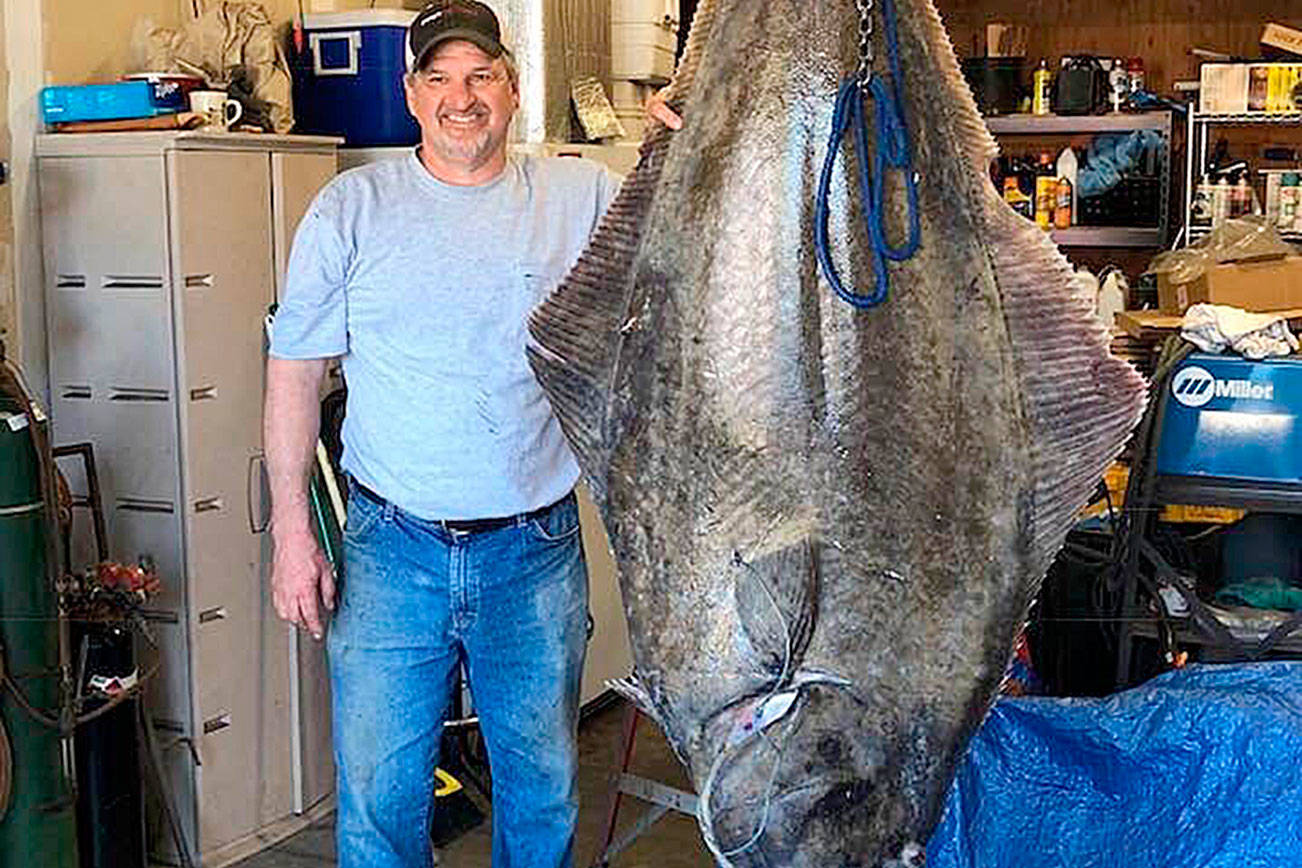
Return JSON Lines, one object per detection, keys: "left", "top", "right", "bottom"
{"left": 610, "top": 676, "right": 668, "bottom": 729}
{"left": 914, "top": 0, "right": 999, "bottom": 171}
{"left": 662, "top": 0, "right": 717, "bottom": 104}
{"left": 732, "top": 538, "right": 819, "bottom": 681}
{"left": 525, "top": 4, "right": 719, "bottom": 498}
{"left": 526, "top": 137, "right": 675, "bottom": 498}
{"left": 985, "top": 188, "right": 1147, "bottom": 584}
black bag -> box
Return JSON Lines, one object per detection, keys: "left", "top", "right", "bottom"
{"left": 1054, "top": 56, "right": 1107, "bottom": 115}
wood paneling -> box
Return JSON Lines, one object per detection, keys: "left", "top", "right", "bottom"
{"left": 937, "top": 0, "right": 1302, "bottom": 94}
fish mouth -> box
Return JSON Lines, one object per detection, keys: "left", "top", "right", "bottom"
{"left": 696, "top": 681, "right": 913, "bottom": 868}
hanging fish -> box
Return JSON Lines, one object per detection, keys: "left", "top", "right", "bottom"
{"left": 528, "top": 0, "right": 1146, "bottom": 863}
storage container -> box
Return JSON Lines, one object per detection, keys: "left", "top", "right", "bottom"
{"left": 611, "top": 21, "right": 676, "bottom": 83}
{"left": 612, "top": 0, "right": 678, "bottom": 27}
{"left": 40, "top": 81, "right": 177, "bottom": 124}
{"left": 290, "top": 10, "right": 420, "bottom": 147}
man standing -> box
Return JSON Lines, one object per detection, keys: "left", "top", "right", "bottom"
{"left": 263, "top": 3, "right": 620, "bottom": 866}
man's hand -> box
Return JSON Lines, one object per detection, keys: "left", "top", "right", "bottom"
{"left": 646, "top": 87, "right": 683, "bottom": 130}
{"left": 271, "top": 529, "right": 335, "bottom": 640}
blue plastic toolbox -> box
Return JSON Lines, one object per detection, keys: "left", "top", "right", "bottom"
{"left": 40, "top": 81, "right": 178, "bottom": 124}
{"left": 1156, "top": 352, "right": 1302, "bottom": 485}
{"left": 290, "top": 10, "right": 420, "bottom": 147}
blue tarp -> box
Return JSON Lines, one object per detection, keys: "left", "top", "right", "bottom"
{"left": 929, "top": 662, "right": 1302, "bottom": 867}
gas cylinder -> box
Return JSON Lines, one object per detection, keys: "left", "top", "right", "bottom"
{"left": 0, "top": 352, "right": 77, "bottom": 867}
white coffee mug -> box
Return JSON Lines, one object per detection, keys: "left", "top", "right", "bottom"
{"left": 189, "top": 90, "right": 243, "bottom": 129}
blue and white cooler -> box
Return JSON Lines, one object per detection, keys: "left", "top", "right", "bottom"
{"left": 290, "top": 9, "right": 420, "bottom": 147}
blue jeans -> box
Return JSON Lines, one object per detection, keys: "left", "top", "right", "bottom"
{"left": 329, "top": 480, "right": 589, "bottom": 868}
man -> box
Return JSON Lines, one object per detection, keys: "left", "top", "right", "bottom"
{"left": 263, "top": 3, "right": 620, "bottom": 866}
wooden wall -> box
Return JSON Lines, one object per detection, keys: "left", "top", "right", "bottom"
{"left": 936, "top": 0, "right": 1302, "bottom": 95}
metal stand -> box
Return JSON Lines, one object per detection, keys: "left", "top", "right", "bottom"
{"left": 591, "top": 703, "right": 697, "bottom": 867}
{"left": 1113, "top": 347, "right": 1302, "bottom": 688}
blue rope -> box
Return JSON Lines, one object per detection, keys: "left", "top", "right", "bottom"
{"left": 814, "top": 0, "right": 921, "bottom": 309}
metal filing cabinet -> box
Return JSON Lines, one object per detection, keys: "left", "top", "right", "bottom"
{"left": 37, "top": 131, "right": 339, "bottom": 866}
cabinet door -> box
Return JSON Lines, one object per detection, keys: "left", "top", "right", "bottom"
{"left": 270, "top": 151, "right": 337, "bottom": 301}
{"left": 167, "top": 149, "right": 273, "bottom": 854}
{"left": 40, "top": 153, "right": 199, "bottom": 863}
{"left": 269, "top": 150, "right": 339, "bottom": 815}
{"left": 578, "top": 486, "right": 632, "bottom": 705}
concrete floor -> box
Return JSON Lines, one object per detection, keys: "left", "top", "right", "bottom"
{"left": 233, "top": 699, "right": 710, "bottom": 868}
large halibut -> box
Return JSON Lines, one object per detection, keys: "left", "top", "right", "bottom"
{"left": 528, "top": 0, "right": 1147, "bottom": 863}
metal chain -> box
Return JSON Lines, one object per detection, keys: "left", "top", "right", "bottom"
{"left": 855, "top": 0, "right": 875, "bottom": 90}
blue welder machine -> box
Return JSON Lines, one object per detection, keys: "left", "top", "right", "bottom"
{"left": 1156, "top": 352, "right": 1302, "bottom": 491}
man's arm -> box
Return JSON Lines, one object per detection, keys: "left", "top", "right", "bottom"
{"left": 265, "top": 356, "right": 334, "bottom": 640}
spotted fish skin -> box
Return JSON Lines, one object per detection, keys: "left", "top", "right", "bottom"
{"left": 527, "top": 0, "right": 1146, "bottom": 864}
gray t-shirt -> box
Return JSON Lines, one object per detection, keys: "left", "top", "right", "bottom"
{"left": 270, "top": 150, "right": 620, "bottom": 520}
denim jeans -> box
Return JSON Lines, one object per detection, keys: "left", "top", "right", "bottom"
{"left": 328, "top": 480, "right": 589, "bottom": 868}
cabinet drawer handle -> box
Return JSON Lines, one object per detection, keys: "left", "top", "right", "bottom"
{"left": 61, "top": 385, "right": 92, "bottom": 400}
{"left": 117, "top": 497, "right": 174, "bottom": 514}
{"left": 185, "top": 274, "right": 215, "bottom": 288}
{"left": 248, "top": 454, "right": 269, "bottom": 534}
{"left": 193, "top": 497, "right": 224, "bottom": 514}
{"left": 103, "top": 275, "right": 163, "bottom": 289}
{"left": 202, "top": 713, "right": 231, "bottom": 735}
{"left": 56, "top": 274, "right": 86, "bottom": 289}
{"left": 198, "top": 606, "right": 226, "bottom": 624}
{"left": 190, "top": 385, "right": 217, "bottom": 402}
{"left": 109, "top": 387, "right": 169, "bottom": 402}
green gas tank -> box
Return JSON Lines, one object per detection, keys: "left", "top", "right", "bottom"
{"left": 0, "top": 393, "right": 77, "bottom": 867}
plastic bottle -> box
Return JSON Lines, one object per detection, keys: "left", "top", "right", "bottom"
{"left": 1055, "top": 146, "right": 1078, "bottom": 220}
{"left": 1054, "top": 177, "right": 1073, "bottom": 228}
{"left": 1231, "top": 172, "right": 1252, "bottom": 218}
{"left": 1003, "top": 176, "right": 1033, "bottom": 220}
{"left": 1109, "top": 58, "right": 1129, "bottom": 111}
{"left": 1281, "top": 172, "right": 1299, "bottom": 234}
{"left": 1097, "top": 269, "right": 1127, "bottom": 330}
{"left": 1126, "top": 56, "right": 1145, "bottom": 95}
{"left": 1032, "top": 60, "right": 1053, "bottom": 116}
{"left": 1265, "top": 171, "right": 1283, "bottom": 225}
{"left": 1191, "top": 174, "right": 1214, "bottom": 226}
{"left": 1211, "top": 175, "right": 1231, "bottom": 227}
{"left": 1034, "top": 152, "right": 1056, "bottom": 229}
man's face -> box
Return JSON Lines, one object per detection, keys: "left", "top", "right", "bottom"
{"left": 405, "top": 39, "right": 518, "bottom": 172}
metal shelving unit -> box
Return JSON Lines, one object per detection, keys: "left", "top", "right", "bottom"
{"left": 1182, "top": 109, "right": 1302, "bottom": 246}
{"left": 984, "top": 110, "right": 1174, "bottom": 247}
{"left": 985, "top": 112, "right": 1174, "bottom": 134}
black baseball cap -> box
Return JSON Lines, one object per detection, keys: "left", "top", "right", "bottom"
{"left": 409, "top": 1, "right": 507, "bottom": 70}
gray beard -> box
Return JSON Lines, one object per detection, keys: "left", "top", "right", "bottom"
{"left": 429, "top": 124, "right": 496, "bottom": 168}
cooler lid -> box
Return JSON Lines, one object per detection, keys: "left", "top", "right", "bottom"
{"left": 304, "top": 9, "right": 416, "bottom": 30}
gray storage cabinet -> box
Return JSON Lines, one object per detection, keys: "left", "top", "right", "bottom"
{"left": 37, "top": 131, "right": 338, "bottom": 866}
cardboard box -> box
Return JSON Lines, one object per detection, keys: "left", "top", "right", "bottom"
{"left": 1263, "top": 22, "right": 1302, "bottom": 57}
{"left": 1156, "top": 254, "right": 1302, "bottom": 313}
{"left": 1200, "top": 62, "right": 1302, "bottom": 113}
{"left": 1200, "top": 63, "right": 1249, "bottom": 113}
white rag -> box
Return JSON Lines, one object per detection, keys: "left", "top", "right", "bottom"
{"left": 1180, "top": 303, "right": 1300, "bottom": 359}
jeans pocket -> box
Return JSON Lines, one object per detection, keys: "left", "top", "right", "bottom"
{"left": 344, "top": 480, "right": 385, "bottom": 543}
{"left": 526, "top": 492, "right": 581, "bottom": 543}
